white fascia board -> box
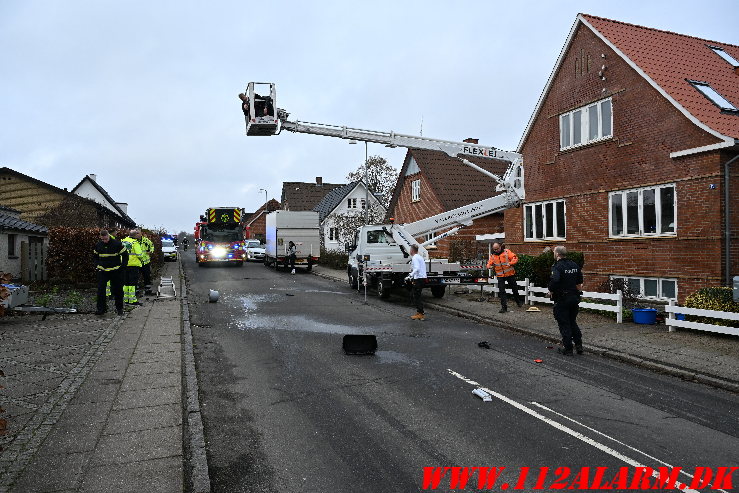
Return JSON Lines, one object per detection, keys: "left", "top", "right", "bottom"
{"left": 669, "top": 139, "right": 738, "bottom": 158}
{"left": 517, "top": 17, "right": 582, "bottom": 152}
{"left": 577, "top": 16, "right": 732, "bottom": 151}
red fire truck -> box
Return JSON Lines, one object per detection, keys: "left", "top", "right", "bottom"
{"left": 194, "top": 207, "right": 249, "bottom": 267}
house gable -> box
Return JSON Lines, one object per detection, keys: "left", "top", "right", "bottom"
{"left": 518, "top": 14, "right": 738, "bottom": 158}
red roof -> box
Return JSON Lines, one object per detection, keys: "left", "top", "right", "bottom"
{"left": 581, "top": 14, "right": 739, "bottom": 140}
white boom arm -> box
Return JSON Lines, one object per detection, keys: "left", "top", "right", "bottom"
{"left": 279, "top": 116, "right": 525, "bottom": 244}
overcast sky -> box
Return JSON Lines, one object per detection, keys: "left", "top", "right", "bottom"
{"left": 2, "top": 0, "right": 737, "bottom": 234}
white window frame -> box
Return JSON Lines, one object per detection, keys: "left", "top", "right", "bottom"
{"left": 707, "top": 45, "right": 739, "bottom": 67}
{"left": 424, "top": 231, "right": 438, "bottom": 249}
{"left": 559, "top": 97, "right": 613, "bottom": 150}
{"left": 524, "top": 199, "right": 566, "bottom": 241}
{"left": 608, "top": 184, "right": 676, "bottom": 238}
{"left": 328, "top": 227, "right": 338, "bottom": 241}
{"left": 688, "top": 80, "right": 738, "bottom": 112}
{"left": 411, "top": 179, "right": 421, "bottom": 202}
{"left": 347, "top": 198, "right": 357, "bottom": 209}
{"left": 611, "top": 275, "right": 677, "bottom": 301}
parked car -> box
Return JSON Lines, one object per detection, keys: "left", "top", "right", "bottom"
{"left": 245, "top": 239, "right": 265, "bottom": 262}
{"left": 162, "top": 239, "right": 178, "bottom": 262}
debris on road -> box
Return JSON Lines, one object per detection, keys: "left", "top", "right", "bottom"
{"left": 342, "top": 334, "right": 377, "bottom": 355}
{"left": 478, "top": 341, "right": 491, "bottom": 349}
{"left": 472, "top": 388, "right": 492, "bottom": 402}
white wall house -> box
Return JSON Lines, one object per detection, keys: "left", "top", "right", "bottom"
{"left": 313, "top": 182, "right": 386, "bottom": 251}
{"left": 71, "top": 174, "right": 135, "bottom": 226}
{"left": 0, "top": 206, "right": 48, "bottom": 280}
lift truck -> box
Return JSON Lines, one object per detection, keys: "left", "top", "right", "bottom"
{"left": 240, "top": 82, "right": 524, "bottom": 298}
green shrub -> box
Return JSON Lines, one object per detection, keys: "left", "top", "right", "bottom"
{"left": 685, "top": 287, "right": 739, "bottom": 327}
{"left": 528, "top": 249, "right": 584, "bottom": 286}
{"left": 320, "top": 248, "right": 349, "bottom": 271}
{"left": 515, "top": 254, "right": 534, "bottom": 281}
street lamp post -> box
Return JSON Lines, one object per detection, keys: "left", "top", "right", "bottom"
{"left": 258, "top": 188, "right": 268, "bottom": 211}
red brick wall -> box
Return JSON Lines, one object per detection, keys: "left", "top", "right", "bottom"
{"left": 391, "top": 172, "right": 503, "bottom": 258}
{"left": 508, "top": 23, "right": 729, "bottom": 302}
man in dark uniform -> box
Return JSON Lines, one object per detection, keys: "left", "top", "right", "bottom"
{"left": 548, "top": 245, "right": 584, "bottom": 356}
{"left": 94, "top": 229, "right": 128, "bottom": 316}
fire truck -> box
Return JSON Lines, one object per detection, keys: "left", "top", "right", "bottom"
{"left": 194, "top": 207, "right": 249, "bottom": 267}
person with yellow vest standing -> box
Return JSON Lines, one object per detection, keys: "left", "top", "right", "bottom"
{"left": 94, "top": 229, "right": 128, "bottom": 316}
{"left": 486, "top": 241, "right": 523, "bottom": 313}
{"left": 122, "top": 230, "right": 144, "bottom": 307}
{"left": 140, "top": 233, "right": 155, "bottom": 295}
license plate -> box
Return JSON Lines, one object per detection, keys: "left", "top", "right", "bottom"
{"left": 444, "top": 278, "right": 461, "bottom": 284}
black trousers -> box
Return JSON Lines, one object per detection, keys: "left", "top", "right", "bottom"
{"left": 286, "top": 254, "right": 296, "bottom": 270}
{"left": 141, "top": 263, "right": 152, "bottom": 290}
{"left": 497, "top": 276, "right": 522, "bottom": 308}
{"left": 97, "top": 269, "right": 124, "bottom": 313}
{"left": 412, "top": 279, "right": 425, "bottom": 314}
{"left": 553, "top": 293, "right": 582, "bottom": 350}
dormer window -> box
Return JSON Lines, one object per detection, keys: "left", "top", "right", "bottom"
{"left": 688, "top": 80, "right": 737, "bottom": 112}
{"left": 708, "top": 45, "right": 739, "bottom": 67}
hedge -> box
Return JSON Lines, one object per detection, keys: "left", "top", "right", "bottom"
{"left": 47, "top": 227, "right": 163, "bottom": 285}
{"left": 685, "top": 287, "right": 739, "bottom": 327}
{"left": 320, "top": 248, "right": 349, "bottom": 271}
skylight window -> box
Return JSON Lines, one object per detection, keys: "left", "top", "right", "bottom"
{"left": 689, "top": 80, "right": 738, "bottom": 112}
{"left": 708, "top": 45, "right": 739, "bottom": 67}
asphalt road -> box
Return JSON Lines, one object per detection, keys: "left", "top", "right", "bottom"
{"left": 183, "top": 252, "right": 739, "bottom": 493}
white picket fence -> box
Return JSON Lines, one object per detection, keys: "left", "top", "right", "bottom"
{"left": 665, "top": 300, "right": 739, "bottom": 336}
{"left": 465, "top": 279, "right": 623, "bottom": 323}
{"left": 464, "top": 279, "right": 738, "bottom": 334}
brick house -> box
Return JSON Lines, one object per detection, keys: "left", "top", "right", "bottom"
{"left": 509, "top": 14, "right": 738, "bottom": 302}
{"left": 386, "top": 148, "right": 509, "bottom": 259}
{"left": 280, "top": 177, "right": 345, "bottom": 211}
{"left": 0, "top": 205, "right": 48, "bottom": 280}
{"left": 0, "top": 167, "right": 137, "bottom": 229}
{"left": 245, "top": 199, "right": 281, "bottom": 243}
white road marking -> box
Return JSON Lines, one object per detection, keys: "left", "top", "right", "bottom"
{"left": 529, "top": 401, "right": 727, "bottom": 493}
{"left": 447, "top": 368, "right": 724, "bottom": 493}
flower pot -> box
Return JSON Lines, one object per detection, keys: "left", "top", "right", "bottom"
{"left": 632, "top": 308, "right": 657, "bottom": 325}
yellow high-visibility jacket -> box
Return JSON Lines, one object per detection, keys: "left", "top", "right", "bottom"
{"left": 122, "top": 237, "right": 144, "bottom": 267}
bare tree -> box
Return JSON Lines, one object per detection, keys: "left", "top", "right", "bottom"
{"left": 345, "top": 155, "right": 398, "bottom": 209}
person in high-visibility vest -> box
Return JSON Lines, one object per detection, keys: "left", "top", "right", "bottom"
{"left": 140, "top": 234, "right": 155, "bottom": 295}
{"left": 94, "top": 229, "right": 128, "bottom": 316}
{"left": 486, "top": 242, "right": 523, "bottom": 313}
{"left": 121, "top": 230, "right": 144, "bottom": 306}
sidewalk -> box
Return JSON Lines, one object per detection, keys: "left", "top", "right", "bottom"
{"left": 0, "top": 262, "right": 185, "bottom": 493}
{"left": 312, "top": 266, "right": 739, "bottom": 393}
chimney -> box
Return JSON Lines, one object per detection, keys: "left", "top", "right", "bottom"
{"left": 89, "top": 174, "right": 97, "bottom": 182}
{"left": 316, "top": 177, "right": 323, "bottom": 186}
{"left": 463, "top": 138, "right": 479, "bottom": 144}
{"left": 116, "top": 202, "right": 128, "bottom": 214}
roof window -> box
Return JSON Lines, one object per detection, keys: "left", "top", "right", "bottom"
{"left": 688, "top": 80, "right": 737, "bottom": 112}
{"left": 708, "top": 45, "right": 739, "bottom": 67}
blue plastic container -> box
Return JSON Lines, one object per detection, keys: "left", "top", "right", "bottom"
{"left": 632, "top": 308, "right": 657, "bottom": 324}
{"left": 675, "top": 313, "right": 686, "bottom": 321}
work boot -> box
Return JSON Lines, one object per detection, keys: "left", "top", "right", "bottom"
{"left": 575, "top": 344, "right": 583, "bottom": 355}
{"left": 410, "top": 312, "right": 425, "bottom": 320}
{"left": 95, "top": 310, "right": 106, "bottom": 316}
{"left": 557, "top": 347, "right": 574, "bottom": 356}
{"left": 499, "top": 306, "right": 508, "bottom": 313}
{"left": 116, "top": 309, "right": 124, "bottom": 316}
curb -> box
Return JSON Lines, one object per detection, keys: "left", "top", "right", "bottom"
{"left": 311, "top": 269, "right": 739, "bottom": 394}
{"left": 179, "top": 259, "right": 212, "bottom": 493}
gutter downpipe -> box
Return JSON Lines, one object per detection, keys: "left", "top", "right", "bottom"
{"left": 724, "top": 152, "right": 739, "bottom": 286}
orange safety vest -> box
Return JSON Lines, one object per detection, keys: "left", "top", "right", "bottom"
{"left": 487, "top": 249, "right": 518, "bottom": 277}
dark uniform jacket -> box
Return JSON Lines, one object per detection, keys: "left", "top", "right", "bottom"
{"left": 548, "top": 258, "right": 583, "bottom": 301}
{"left": 94, "top": 238, "right": 129, "bottom": 271}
